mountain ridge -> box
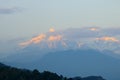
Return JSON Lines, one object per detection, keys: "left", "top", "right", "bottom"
{"left": 0, "top": 62, "right": 105, "bottom": 80}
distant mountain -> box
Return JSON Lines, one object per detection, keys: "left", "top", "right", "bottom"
{"left": 1, "top": 27, "right": 120, "bottom": 59}
{"left": 0, "top": 62, "right": 105, "bottom": 80}
{"left": 37, "top": 49, "right": 120, "bottom": 80}
{"left": 17, "top": 27, "right": 120, "bottom": 56}
{"left": 2, "top": 49, "right": 120, "bottom": 80}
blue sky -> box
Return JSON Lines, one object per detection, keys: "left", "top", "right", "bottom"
{"left": 0, "top": 0, "right": 120, "bottom": 39}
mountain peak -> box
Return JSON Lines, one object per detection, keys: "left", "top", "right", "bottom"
{"left": 19, "top": 34, "right": 46, "bottom": 46}
{"left": 49, "top": 28, "right": 55, "bottom": 33}
{"left": 89, "top": 27, "right": 99, "bottom": 31}
{"left": 18, "top": 27, "right": 120, "bottom": 54}
{"left": 19, "top": 28, "right": 65, "bottom": 48}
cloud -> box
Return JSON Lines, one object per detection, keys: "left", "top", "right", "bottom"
{"left": 95, "top": 36, "right": 119, "bottom": 42}
{"left": 0, "top": 7, "right": 21, "bottom": 14}
{"left": 61, "top": 27, "right": 120, "bottom": 41}
{"left": 102, "top": 27, "right": 120, "bottom": 36}
{"left": 62, "top": 27, "right": 100, "bottom": 39}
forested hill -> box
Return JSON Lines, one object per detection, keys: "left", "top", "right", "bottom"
{"left": 0, "top": 62, "right": 106, "bottom": 80}
{"left": 0, "top": 62, "right": 6, "bottom": 67}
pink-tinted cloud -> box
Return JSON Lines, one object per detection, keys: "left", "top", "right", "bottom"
{"left": 96, "top": 36, "right": 119, "bottom": 42}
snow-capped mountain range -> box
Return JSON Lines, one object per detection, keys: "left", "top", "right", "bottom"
{"left": 0, "top": 27, "right": 120, "bottom": 59}
{"left": 18, "top": 27, "right": 120, "bottom": 55}
{"left": 1, "top": 27, "right": 120, "bottom": 80}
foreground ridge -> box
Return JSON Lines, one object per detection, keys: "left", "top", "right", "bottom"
{"left": 0, "top": 62, "right": 106, "bottom": 80}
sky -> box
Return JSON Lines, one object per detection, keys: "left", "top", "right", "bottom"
{"left": 0, "top": 0, "right": 120, "bottom": 39}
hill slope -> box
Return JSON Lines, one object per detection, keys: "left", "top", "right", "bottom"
{"left": 35, "top": 49, "right": 120, "bottom": 80}
{"left": 0, "top": 62, "right": 105, "bottom": 80}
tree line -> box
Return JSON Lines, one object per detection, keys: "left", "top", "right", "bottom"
{"left": 0, "top": 63, "right": 106, "bottom": 80}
